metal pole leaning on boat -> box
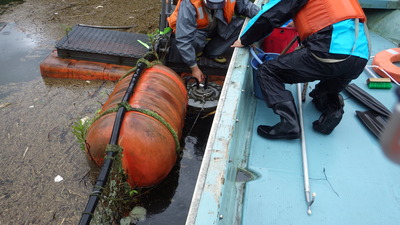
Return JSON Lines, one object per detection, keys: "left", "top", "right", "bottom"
{"left": 297, "top": 83, "right": 316, "bottom": 215}
{"left": 78, "top": 54, "right": 155, "bottom": 225}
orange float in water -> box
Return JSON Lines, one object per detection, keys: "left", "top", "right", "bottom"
{"left": 85, "top": 64, "right": 188, "bottom": 187}
{"left": 39, "top": 50, "right": 132, "bottom": 81}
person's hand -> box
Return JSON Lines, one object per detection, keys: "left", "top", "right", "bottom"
{"left": 191, "top": 65, "right": 205, "bottom": 83}
{"left": 231, "top": 39, "right": 244, "bottom": 48}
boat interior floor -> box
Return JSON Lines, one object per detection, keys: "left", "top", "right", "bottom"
{"left": 242, "top": 32, "right": 400, "bottom": 225}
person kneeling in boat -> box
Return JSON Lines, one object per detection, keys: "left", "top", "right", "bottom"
{"left": 167, "top": 0, "right": 260, "bottom": 83}
{"left": 231, "top": 0, "right": 369, "bottom": 139}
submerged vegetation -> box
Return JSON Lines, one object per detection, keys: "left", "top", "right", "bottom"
{"left": 90, "top": 145, "right": 141, "bottom": 224}
{"left": 72, "top": 114, "right": 142, "bottom": 223}
{"left": 0, "top": 0, "right": 23, "bottom": 15}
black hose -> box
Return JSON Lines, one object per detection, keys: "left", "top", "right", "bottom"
{"left": 78, "top": 55, "right": 153, "bottom": 224}
{"left": 204, "top": 74, "right": 209, "bottom": 90}
{"left": 184, "top": 76, "right": 200, "bottom": 89}
{"left": 184, "top": 74, "right": 209, "bottom": 90}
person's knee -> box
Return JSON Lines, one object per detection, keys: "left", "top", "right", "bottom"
{"left": 259, "top": 63, "right": 279, "bottom": 78}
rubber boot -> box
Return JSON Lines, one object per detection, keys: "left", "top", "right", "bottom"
{"left": 309, "top": 89, "right": 329, "bottom": 112}
{"left": 257, "top": 101, "right": 301, "bottom": 139}
{"left": 312, "top": 94, "right": 344, "bottom": 134}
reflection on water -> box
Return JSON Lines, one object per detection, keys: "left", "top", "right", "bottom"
{"left": 0, "top": 22, "right": 51, "bottom": 86}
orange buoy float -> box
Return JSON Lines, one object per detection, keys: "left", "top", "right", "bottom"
{"left": 85, "top": 64, "right": 188, "bottom": 187}
{"left": 40, "top": 50, "right": 132, "bottom": 81}
{"left": 372, "top": 48, "right": 400, "bottom": 82}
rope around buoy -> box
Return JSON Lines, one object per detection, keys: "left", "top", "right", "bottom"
{"left": 90, "top": 101, "right": 180, "bottom": 152}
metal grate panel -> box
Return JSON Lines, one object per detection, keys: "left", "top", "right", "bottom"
{"left": 55, "top": 25, "right": 149, "bottom": 66}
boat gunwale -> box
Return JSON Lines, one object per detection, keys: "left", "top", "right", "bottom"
{"left": 185, "top": 10, "right": 259, "bottom": 224}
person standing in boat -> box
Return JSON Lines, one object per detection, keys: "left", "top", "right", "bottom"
{"left": 231, "top": 0, "right": 369, "bottom": 139}
{"left": 167, "top": 0, "right": 260, "bottom": 83}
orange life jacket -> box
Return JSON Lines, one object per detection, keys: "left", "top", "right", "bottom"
{"left": 293, "top": 0, "right": 366, "bottom": 41}
{"left": 167, "top": 0, "right": 236, "bottom": 32}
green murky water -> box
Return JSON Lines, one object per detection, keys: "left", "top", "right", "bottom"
{"left": 0, "top": 21, "right": 212, "bottom": 225}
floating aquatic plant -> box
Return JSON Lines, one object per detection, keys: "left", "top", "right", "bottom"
{"left": 71, "top": 116, "right": 92, "bottom": 151}
{"left": 90, "top": 145, "right": 140, "bottom": 224}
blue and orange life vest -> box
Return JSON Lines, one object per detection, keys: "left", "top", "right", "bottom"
{"left": 293, "top": 0, "right": 366, "bottom": 41}
{"left": 167, "top": 0, "right": 236, "bottom": 32}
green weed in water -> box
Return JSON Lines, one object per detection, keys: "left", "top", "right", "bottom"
{"left": 72, "top": 114, "right": 141, "bottom": 223}
{"left": 91, "top": 146, "right": 141, "bottom": 224}
{"left": 71, "top": 116, "right": 92, "bottom": 151}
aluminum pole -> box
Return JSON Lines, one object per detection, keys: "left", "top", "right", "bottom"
{"left": 297, "top": 83, "right": 316, "bottom": 215}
